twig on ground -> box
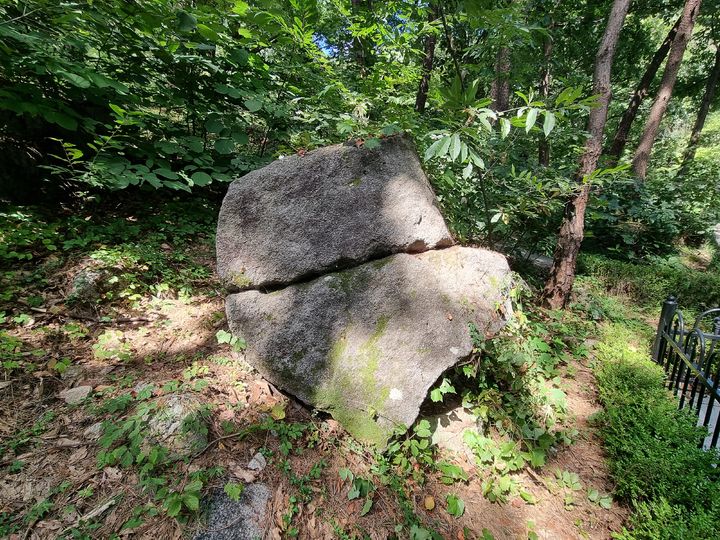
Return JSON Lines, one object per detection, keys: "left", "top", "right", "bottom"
{"left": 192, "top": 424, "right": 268, "bottom": 459}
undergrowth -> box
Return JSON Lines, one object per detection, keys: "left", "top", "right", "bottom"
{"left": 593, "top": 315, "right": 720, "bottom": 539}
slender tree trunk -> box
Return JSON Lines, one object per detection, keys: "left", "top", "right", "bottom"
{"left": 541, "top": 0, "right": 632, "bottom": 309}
{"left": 606, "top": 17, "right": 681, "bottom": 162}
{"left": 680, "top": 44, "right": 720, "bottom": 166}
{"left": 415, "top": 4, "right": 439, "bottom": 113}
{"left": 632, "top": 0, "right": 702, "bottom": 179}
{"left": 490, "top": 46, "right": 511, "bottom": 112}
{"left": 438, "top": 3, "right": 464, "bottom": 89}
{"left": 538, "top": 34, "right": 553, "bottom": 166}
{"left": 351, "top": 0, "right": 370, "bottom": 76}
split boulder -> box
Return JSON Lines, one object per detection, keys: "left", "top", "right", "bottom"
{"left": 218, "top": 136, "right": 513, "bottom": 445}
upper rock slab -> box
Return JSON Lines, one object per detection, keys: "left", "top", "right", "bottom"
{"left": 216, "top": 136, "right": 453, "bottom": 290}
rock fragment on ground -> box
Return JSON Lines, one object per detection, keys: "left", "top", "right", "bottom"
{"left": 226, "top": 246, "right": 512, "bottom": 445}
{"left": 247, "top": 452, "right": 266, "bottom": 471}
{"left": 59, "top": 385, "right": 92, "bottom": 405}
{"left": 428, "top": 406, "right": 479, "bottom": 458}
{"left": 145, "top": 394, "right": 208, "bottom": 457}
{"left": 216, "top": 136, "right": 452, "bottom": 291}
{"left": 193, "top": 484, "right": 271, "bottom": 540}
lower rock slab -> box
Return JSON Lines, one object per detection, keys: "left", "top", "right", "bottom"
{"left": 226, "top": 246, "right": 512, "bottom": 445}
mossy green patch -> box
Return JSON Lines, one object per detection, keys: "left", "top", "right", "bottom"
{"left": 229, "top": 270, "right": 253, "bottom": 289}
{"left": 327, "top": 266, "right": 371, "bottom": 296}
{"left": 314, "top": 316, "right": 393, "bottom": 445}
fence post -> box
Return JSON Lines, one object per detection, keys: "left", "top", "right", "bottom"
{"left": 652, "top": 295, "right": 678, "bottom": 363}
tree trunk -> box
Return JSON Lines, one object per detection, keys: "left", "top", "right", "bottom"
{"left": 415, "top": 4, "right": 439, "bottom": 113}
{"left": 606, "top": 17, "right": 681, "bottom": 162}
{"left": 490, "top": 46, "right": 511, "bottom": 112}
{"left": 541, "top": 0, "right": 632, "bottom": 309}
{"left": 351, "top": 0, "right": 370, "bottom": 76}
{"left": 680, "top": 44, "right": 720, "bottom": 166}
{"left": 538, "top": 34, "right": 553, "bottom": 166}
{"left": 632, "top": 0, "right": 702, "bottom": 180}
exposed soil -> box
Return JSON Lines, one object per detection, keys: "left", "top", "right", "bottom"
{"left": 0, "top": 249, "right": 628, "bottom": 539}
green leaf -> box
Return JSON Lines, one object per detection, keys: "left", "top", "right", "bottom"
{"left": 232, "top": 1, "right": 249, "bottom": 15}
{"left": 360, "top": 497, "right": 373, "bottom": 516}
{"left": 430, "top": 388, "right": 443, "bottom": 402}
{"left": 177, "top": 11, "right": 197, "bottom": 32}
{"left": 347, "top": 484, "right": 360, "bottom": 500}
{"left": 364, "top": 138, "right": 381, "bottom": 149}
{"left": 216, "top": 330, "right": 233, "bottom": 344}
{"left": 525, "top": 108, "right": 538, "bottom": 133}
{"left": 182, "top": 493, "right": 199, "bottom": 511}
{"left": 58, "top": 70, "right": 90, "bottom": 88}
{"left": 499, "top": 118, "right": 511, "bottom": 139}
{"left": 155, "top": 168, "right": 178, "bottom": 180}
{"left": 449, "top": 133, "right": 461, "bottom": 161}
{"left": 166, "top": 498, "right": 182, "bottom": 517}
{"left": 197, "top": 24, "right": 220, "bottom": 42}
{"left": 232, "top": 131, "right": 249, "bottom": 144}
{"left": 338, "top": 468, "right": 354, "bottom": 482}
{"left": 205, "top": 117, "right": 224, "bottom": 134}
{"left": 45, "top": 111, "right": 77, "bottom": 131}
{"left": 244, "top": 98, "right": 262, "bottom": 112}
{"left": 543, "top": 112, "right": 556, "bottom": 137}
{"left": 413, "top": 419, "right": 432, "bottom": 438}
{"left": 214, "top": 139, "right": 235, "bottom": 154}
{"left": 224, "top": 482, "right": 244, "bottom": 502}
{"left": 191, "top": 172, "right": 213, "bottom": 187}
{"left": 424, "top": 137, "right": 445, "bottom": 161}
{"left": 446, "top": 494, "right": 465, "bottom": 517}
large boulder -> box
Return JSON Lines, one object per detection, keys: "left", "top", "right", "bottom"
{"left": 216, "top": 136, "right": 453, "bottom": 291}
{"left": 226, "top": 246, "right": 512, "bottom": 445}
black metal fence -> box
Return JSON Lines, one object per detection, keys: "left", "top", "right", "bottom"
{"left": 652, "top": 296, "right": 720, "bottom": 449}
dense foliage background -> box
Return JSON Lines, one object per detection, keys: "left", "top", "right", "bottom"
{"left": 1, "top": 0, "right": 718, "bottom": 263}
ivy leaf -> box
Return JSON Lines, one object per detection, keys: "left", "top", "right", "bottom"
{"left": 413, "top": 419, "right": 432, "bottom": 438}
{"left": 216, "top": 329, "right": 233, "bottom": 344}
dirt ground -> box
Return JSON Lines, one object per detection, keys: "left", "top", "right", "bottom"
{"left": 0, "top": 251, "right": 628, "bottom": 539}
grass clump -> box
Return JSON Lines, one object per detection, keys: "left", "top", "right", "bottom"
{"left": 593, "top": 323, "right": 720, "bottom": 539}
{"left": 579, "top": 252, "right": 720, "bottom": 309}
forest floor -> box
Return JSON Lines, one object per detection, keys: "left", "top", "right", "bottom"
{"left": 0, "top": 200, "right": 649, "bottom": 539}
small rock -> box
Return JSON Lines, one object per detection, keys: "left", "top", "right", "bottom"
{"left": 59, "top": 385, "right": 92, "bottom": 405}
{"left": 146, "top": 394, "right": 208, "bottom": 458}
{"left": 194, "top": 484, "right": 271, "bottom": 540}
{"left": 428, "top": 406, "right": 479, "bottom": 458}
{"left": 67, "top": 268, "right": 105, "bottom": 305}
{"left": 60, "top": 365, "right": 84, "bottom": 381}
{"left": 83, "top": 422, "right": 103, "bottom": 440}
{"left": 247, "top": 452, "right": 266, "bottom": 471}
